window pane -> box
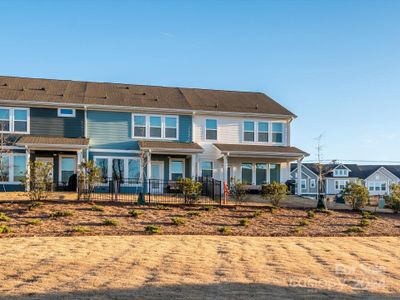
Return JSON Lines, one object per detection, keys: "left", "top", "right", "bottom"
{"left": 13, "top": 156, "right": 26, "bottom": 182}
{"left": 95, "top": 158, "right": 108, "bottom": 180}
{"left": 0, "top": 156, "right": 9, "bottom": 182}
{"left": 256, "top": 163, "right": 267, "bottom": 185}
{"left": 134, "top": 127, "right": 146, "bottom": 137}
{"left": 272, "top": 133, "right": 283, "bottom": 143}
{"left": 272, "top": 123, "right": 283, "bottom": 132}
{"left": 150, "top": 116, "right": 161, "bottom": 127}
{"left": 258, "top": 122, "right": 268, "bottom": 132}
{"left": 241, "top": 163, "right": 252, "bottom": 184}
{"left": 201, "top": 161, "right": 213, "bottom": 178}
{"left": 258, "top": 132, "right": 268, "bottom": 142}
{"left": 0, "top": 120, "right": 10, "bottom": 131}
{"left": 112, "top": 159, "right": 124, "bottom": 181}
{"left": 0, "top": 109, "right": 10, "bottom": 120}
{"left": 150, "top": 127, "right": 162, "bottom": 138}
{"left": 165, "top": 117, "right": 177, "bottom": 128}
{"left": 128, "top": 159, "right": 140, "bottom": 179}
{"left": 171, "top": 160, "right": 183, "bottom": 180}
{"left": 134, "top": 115, "right": 146, "bottom": 126}
{"left": 15, "top": 109, "right": 27, "bottom": 121}
{"left": 206, "top": 129, "right": 217, "bottom": 140}
{"left": 244, "top": 132, "right": 254, "bottom": 142}
{"left": 270, "top": 164, "right": 281, "bottom": 183}
{"left": 14, "top": 121, "right": 27, "bottom": 132}
{"left": 165, "top": 128, "right": 177, "bottom": 138}
{"left": 244, "top": 121, "right": 254, "bottom": 131}
{"left": 206, "top": 119, "right": 217, "bottom": 130}
{"left": 61, "top": 157, "right": 75, "bottom": 182}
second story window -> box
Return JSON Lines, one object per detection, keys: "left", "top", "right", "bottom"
{"left": 133, "top": 115, "right": 146, "bottom": 137}
{"left": 57, "top": 108, "right": 76, "bottom": 118}
{"left": 258, "top": 122, "right": 269, "bottom": 142}
{"left": 150, "top": 116, "right": 162, "bottom": 138}
{"left": 132, "top": 114, "right": 178, "bottom": 139}
{"left": 205, "top": 119, "right": 217, "bottom": 140}
{"left": 272, "top": 123, "right": 283, "bottom": 143}
{"left": 243, "top": 121, "right": 255, "bottom": 141}
{"left": 334, "top": 169, "right": 349, "bottom": 177}
{"left": 165, "top": 117, "right": 177, "bottom": 139}
{"left": 0, "top": 107, "right": 29, "bottom": 133}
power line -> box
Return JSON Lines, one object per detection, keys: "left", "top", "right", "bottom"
{"left": 304, "top": 159, "right": 400, "bottom": 164}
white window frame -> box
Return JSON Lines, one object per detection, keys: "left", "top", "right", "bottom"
{"left": 242, "top": 120, "right": 285, "bottom": 145}
{"left": 205, "top": 119, "right": 218, "bottom": 141}
{"left": 243, "top": 121, "right": 255, "bottom": 142}
{"left": 368, "top": 181, "right": 387, "bottom": 192}
{"left": 334, "top": 169, "right": 349, "bottom": 177}
{"left": 271, "top": 122, "right": 284, "bottom": 144}
{"left": 310, "top": 179, "right": 316, "bottom": 188}
{"left": 257, "top": 122, "right": 269, "bottom": 142}
{"left": 301, "top": 179, "right": 307, "bottom": 190}
{"left": 169, "top": 158, "right": 185, "bottom": 180}
{"left": 335, "top": 180, "right": 349, "bottom": 191}
{"left": 149, "top": 115, "right": 162, "bottom": 138}
{"left": 0, "top": 153, "right": 27, "bottom": 184}
{"left": 0, "top": 107, "right": 30, "bottom": 134}
{"left": 58, "top": 155, "right": 77, "bottom": 183}
{"left": 57, "top": 108, "right": 76, "bottom": 118}
{"left": 132, "top": 114, "right": 179, "bottom": 140}
{"left": 240, "top": 162, "right": 254, "bottom": 185}
{"left": 93, "top": 156, "right": 142, "bottom": 185}
{"left": 200, "top": 160, "right": 214, "bottom": 178}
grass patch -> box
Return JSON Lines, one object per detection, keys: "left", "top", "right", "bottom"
{"left": 362, "top": 211, "right": 377, "bottom": 220}
{"left": 239, "top": 218, "right": 250, "bottom": 226}
{"left": 71, "top": 226, "right": 90, "bottom": 233}
{"left": 171, "top": 217, "right": 185, "bottom": 226}
{"left": 187, "top": 211, "right": 201, "bottom": 217}
{"left": 103, "top": 219, "right": 118, "bottom": 226}
{"left": 252, "top": 210, "right": 263, "bottom": 218}
{"left": 50, "top": 210, "right": 74, "bottom": 218}
{"left": 359, "top": 219, "right": 370, "bottom": 227}
{"left": 145, "top": 225, "right": 161, "bottom": 234}
{"left": 0, "top": 224, "right": 11, "bottom": 234}
{"left": 299, "top": 219, "right": 309, "bottom": 226}
{"left": 0, "top": 212, "right": 10, "bottom": 222}
{"left": 155, "top": 205, "right": 171, "bottom": 210}
{"left": 345, "top": 226, "right": 365, "bottom": 234}
{"left": 128, "top": 209, "right": 143, "bottom": 218}
{"left": 91, "top": 205, "right": 105, "bottom": 212}
{"left": 218, "top": 226, "right": 231, "bottom": 234}
{"left": 28, "top": 201, "right": 44, "bottom": 211}
{"left": 294, "top": 227, "right": 304, "bottom": 234}
{"left": 26, "top": 219, "right": 41, "bottom": 226}
{"left": 307, "top": 210, "right": 315, "bottom": 218}
{"left": 316, "top": 208, "right": 332, "bottom": 215}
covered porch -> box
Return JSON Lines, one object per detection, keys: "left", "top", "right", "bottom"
{"left": 16, "top": 136, "right": 89, "bottom": 191}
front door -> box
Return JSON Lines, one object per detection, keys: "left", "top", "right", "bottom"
{"left": 36, "top": 157, "right": 54, "bottom": 182}
{"left": 150, "top": 161, "right": 164, "bottom": 193}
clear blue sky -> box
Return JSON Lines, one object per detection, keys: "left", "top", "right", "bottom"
{"left": 1, "top": 0, "right": 399, "bottom": 163}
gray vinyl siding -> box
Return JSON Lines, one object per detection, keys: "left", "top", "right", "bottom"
{"left": 291, "top": 165, "right": 318, "bottom": 195}
{"left": 325, "top": 177, "right": 358, "bottom": 195}
{"left": 30, "top": 108, "right": 84, "bottom": 138}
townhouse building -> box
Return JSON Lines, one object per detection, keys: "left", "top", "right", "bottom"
{"left": 0, "top": 75, "right": 307, "bottom": 192}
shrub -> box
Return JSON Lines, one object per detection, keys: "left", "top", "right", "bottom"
{"left": 384, "top": 183, "right": 400, "bottom": 213}
{"left": 103, "top": 219, "right": 118, "bottom": 226}
{"left": 361, "top": 211, "right": 377, "bottom": 220}
{"left": 171, "top": 217, "right": 185, "bottom": 226}
{"left": 218, "top": 226, "right": 231, "bottom": 234}
{"left": 155, "top": 205, "right": 171, "bottom": 210}
{"left": 307, "top": 210, "right": 315, "bottom": 218}
{"left": 261, "top": 182, "right": 288, "bottom": 207}
{"left": 187, "top": 211, "right": 201, "bottom": 217}
{"left": 0, "top": 212, "right": 10, "bottom": 222}
{"left": 91, "top": 205, "right": 105, "bottom": 212}
{"left": 294, "top": 227, "right": 304, "bottom": 234}
{"left": 28, "top": 201, "right": 44, "bottom": 211}
{"left": 26, "top": 219, "right": 41, "bottom": 225}
{"left": 177, "top": 178, "right": 202, "bottom": 204}
{"left": 129, "top": 210, "right": 143, "bottom": 218}
{"left": 50, "top": 210, "right": 74, "bottom": 218}
{"left": 316, "top": 208, "right": 332, "bottom": 215}
{"left": 23, "top": 161, "right": 53, "bottom": 201}
{"left": 299, "top": 219, "right": 309, "bottom": 226}
{"left": 145, "top": 225, "right": 161, "bottom": 234}
{"left": 77, "top": 160, "right": 102, "bottom": 201}
{"left": 345, "top": 226, "right": 364, "bottom": 234}
{"left": 359, "top": 219, "right": 370, "bottom": 227}
{"left": 230, "top": 179, "right": 247, "bottom": 205}
{"left": 252, "top": 210, "right": 263, "bottom": 218}
{"left": 343, "top": 182, "right": 369, "bottom": 211}
{"left": 71, "top": 226, "right": 90, "bottom": 233}
{"left": 0, "top": 224, "right": 11, "bottom": 234}
{"left": 239, "top": 218, "right": 250, "bottom": 226}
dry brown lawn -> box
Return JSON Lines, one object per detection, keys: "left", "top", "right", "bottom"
{"left": 0, "top": 236, "right": 399, "bottom": 299}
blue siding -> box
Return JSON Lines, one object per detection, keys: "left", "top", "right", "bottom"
{"left": 179, "top": 115, "right": 192, "bottom": 142}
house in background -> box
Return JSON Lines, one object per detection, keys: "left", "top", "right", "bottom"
{"left": 0, "top": 75, "right": 308, "bottom": 192}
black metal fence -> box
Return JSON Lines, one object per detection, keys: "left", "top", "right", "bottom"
{"left": 79, "top": 177, "right": 222, "bottom": 205}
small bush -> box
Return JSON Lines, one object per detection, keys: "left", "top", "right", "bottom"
{"left": 28, "top": 201, "right": 44, "bottom": 211}
{"left": 103, "top": 219, "right": 118, "bottom": 226}
{"left": 345, "top": 226, "right": 365, "bottom": 234}
{"left": 155, "top": 205, "right": 170, "bottom": 210}
{"left": 71, "top": 226, "right": 90, "bottom": 233}
{"left": 0, "top": 224, "right": 11, "bottom": 234}
{"left": 187, "top": 211, "right": 201, "bottom": 217}
{"left": 239, "top": 218, "right": 250, "bottom": 226}
{"left": 294, "top": 227, "right": 303, "bottom": 234}
{"left": 0, "top": 212, "right": 10, "bottom": 222}
{"left": 299, "top": 219, "right": 309, "bottom": 226}
{"left": 91, "top": 205, "right": 105, "bottom": 212}
{"left": 50, "top": 210, "right": 74, "bottom": 218}
{"left": 177, "top": 178, "right": 202, "bottom": 204}
{"left": 218, "top": 226, "right": 231, "bottom": 234}
{"left": 359, "top": 219, "right": 370, "bottom": 227}
{"left": 171, "top": 217, "right": 185, "bottom": 226}
{"left": 261, "top": 182, "right": 288, "bottom": 207}
{"left": 230, "top": 179, "right": 247, "bottom": 205}
{"left": 307, "top": 210, "right": 315, "bottom": 218}
{"left": 384, "top": 183, "right": 400, "bottom": 213}
{"left": 26, "top": 219, "right": 41, "bottom": 226}
{"left": 361, "top": 211, "right": 377, "bottom": 220}
{"left": 129, "top": 210, "right": 143, "bottom": 218}
{"left": 252, "top": 210, "right": 263, "bottom": 218}
{"left": 343, "top": 182, "right": 369, "bottom": 210}
{"left": 316, "top": 208, "right": 332, "bottom": 215}
{"left": 145, "top": 225, "right": 161, "bottom": 234}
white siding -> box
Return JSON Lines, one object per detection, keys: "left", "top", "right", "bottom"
{"left": 365, "top": 168, "right": 399, "bottom": 196}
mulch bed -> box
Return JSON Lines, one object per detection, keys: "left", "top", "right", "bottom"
{"left": 1, "top": 200, "right": 400, "bottom": 237}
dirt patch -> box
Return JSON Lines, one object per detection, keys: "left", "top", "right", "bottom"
{"left": 1, "top": 200, "right": 399, "bottom": 237}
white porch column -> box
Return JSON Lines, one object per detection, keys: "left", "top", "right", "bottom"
{"left": 191, "top": 154, "right": 197, "bottom": 178}
{"left": 146, "top": 151, "right": 152, "bottom": 180}
{"left": 77, "top": 150, "right": 83, "bottom": 167}
{"left": 297, "top": 158, "right": 303, "bottom": 196}
{"left": 223, "top": 154, "right": 228, "bottom": 184}
{"left": 25, "top": 146, "right": 30, "bottom": 192}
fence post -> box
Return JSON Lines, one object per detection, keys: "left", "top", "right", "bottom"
{"left": 148, "top": 179, "right": 151, "bottom": 203}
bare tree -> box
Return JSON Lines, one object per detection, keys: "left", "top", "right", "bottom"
{"left": 314, "top": 134, "right": 328, "bottom": 209}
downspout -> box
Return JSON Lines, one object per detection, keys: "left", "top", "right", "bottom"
{"left": 84, "top": 106, "right": 89, "bottom": 162}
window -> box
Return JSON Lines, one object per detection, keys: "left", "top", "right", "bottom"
{"left": 165, "top": 117, "right": 177, "bottom": 138}
{"left": 256, "top": 163, "right": 267, "bottom": 185}
{"left": 258, "top": 122, "right": 269, "bottom": 142}
{"left": 150, "top": 116, "right": 162, "bottom": 138}
{"left": 13, "top": 155, "right": 26, "bottom": 182}
{"left": 128, "top": 159, "right": 140, "bottom": 180}
{"left": 0, "top": 154, "right": 27, "bottom": 183}
{"left": 241, "top": 163, "right": 253, "bottom": 184}
{"left": 368, "top": 182, "right": 387, "bottom": 192}
{"left": 272, "top": 123, "right": 283, "bottom": 143}
{"left": 334, "top": 169, "right": 349, "bottom": 177}
{"left": 57, "top": 108, "right": 76, "bottom": 118}
{"left": 133, "top": 115, "right": 146, "bottom": 137}
{"left": 60, "top": 157, "right": 76, "bottom": 183}
{"left": 270, "top": 164, "right": 281, "bottom": 183}
{"left": 310, "top": 179, "right": 316, "bottom": 188}
{"left": 112, "top": 158, "right": 125, "bottom": 181}
{"left": 95, "top": 158, "right": 108, "bottom": 181}
{"left": 95, "top": 157, "right": 141, "bottom": 183}
{"left": 206, "top": 119, "right": 217, "bottom": 140}
{"left": 243, "top": 121, "right": 255, "bottom": 142}
{"left": 201, "top": 161, "right": 213, "bottom": 178}
{"left": 301, "top": 179, "right": 307, "bottom": 190}
{"left": 0, "top": 155, "right": 9, "bottom": 182}
{"left": 171, "top": 159, "right": 184, "bottom": 180}
{"left": 0, "top": 107, "right": 29, "bottom": 133}
{"left": 335, "top": 180, "right": 348, "bottom": 190}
